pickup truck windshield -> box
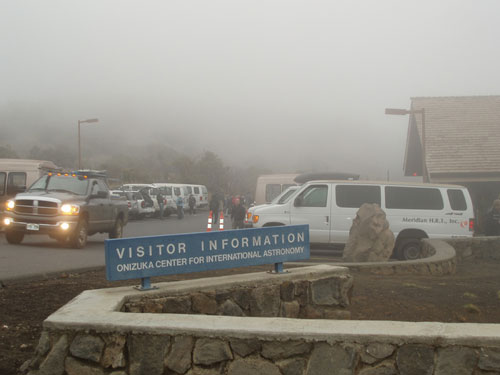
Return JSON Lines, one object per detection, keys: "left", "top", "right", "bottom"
{"left": 29, "top": 175, "right": 89, "bottom": 195}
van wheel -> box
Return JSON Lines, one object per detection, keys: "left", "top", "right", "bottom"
{"left": 109, "top": 218, "right": 124, "bottom": 239}
{"left": 6, "top": 230, "right": 24, "bottom": 244}
{"left": 70, "top": 219, "right": 88, "bottom": 249}
{"left": 397, "top": 238, "right": 421, "bottom": 260}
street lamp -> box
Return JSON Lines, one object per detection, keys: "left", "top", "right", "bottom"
{"left": 385, "top": 107, "right": 427, "bottom": 182}
{"left": 78, "top": 118, "right": 99, "bottom": 170}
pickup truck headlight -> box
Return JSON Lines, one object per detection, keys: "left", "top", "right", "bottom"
{"left": 6, "top": 200, "right": 14, "bottom": 211}
{"left": 61, "top": 204, "right": 80, "bottom": 215}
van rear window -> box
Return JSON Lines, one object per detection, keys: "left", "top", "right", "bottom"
{"left": 385, "top": 186, "right": 444, "bottom": 210}
{"left": 336, "top": 185, "right": 381, "bottom": 208}
{"left": 447, "top": 189, "right": 467, "bottom": 211}
{"left": 194, "top": 187, "right": 200, "bottom": 194}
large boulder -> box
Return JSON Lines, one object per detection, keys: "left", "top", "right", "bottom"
{"left": 342, "top": 203, "right": 395, "bottom": 262}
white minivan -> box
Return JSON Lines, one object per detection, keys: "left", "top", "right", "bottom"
{"left": 249, "top": 180, "right": 475, "bottom": 260}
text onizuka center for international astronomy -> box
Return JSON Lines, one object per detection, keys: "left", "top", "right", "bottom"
{"left": 105, "top": 225, "right": 310, "bottom": 281}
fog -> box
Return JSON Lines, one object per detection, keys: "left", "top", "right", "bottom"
{"left": 2, "top": 1, "right": 500, "bottom": 180}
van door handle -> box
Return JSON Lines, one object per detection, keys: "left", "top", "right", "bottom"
{"left": 326, "top": 216, "right": 329, "bottom": 223}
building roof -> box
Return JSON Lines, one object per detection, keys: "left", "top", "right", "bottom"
{"left": 404, "top": 96, "right": 500, "bottom": 180}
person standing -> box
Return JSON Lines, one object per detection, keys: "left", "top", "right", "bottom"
{"left": 231, "top": 198, "right": 246, "bottom": 229}
{"left": 176, "top": 194, "right": 184, "bottom": 219}
{"left": 157, "top": 191, "right": 165, "bottom": 220}
{"left": 188, "top": 194, "right": 196, "bottom": 215}
{"left": 209, "top": 194, "right": 220, "bottom": 225}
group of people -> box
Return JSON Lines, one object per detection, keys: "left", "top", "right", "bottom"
{"left": 154, "top": 190, "right": 250, "bottom": 228}
{"left": 156, "top": 192, "right": 198, "bottom": 220}
{"left": 210, "top": 193, "right": 248, "bottom": 229}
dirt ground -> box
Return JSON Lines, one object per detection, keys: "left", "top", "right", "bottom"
{"left": 1, "top": 258, "right": 500, "bottom": 375}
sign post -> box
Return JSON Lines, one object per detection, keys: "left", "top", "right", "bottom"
{"left": 105, "top": 225, "right": 309, "bottom": 289}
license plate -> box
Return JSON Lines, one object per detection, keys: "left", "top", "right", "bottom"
{"left": 26, "top": 223, "right": 39, "bottom": 231}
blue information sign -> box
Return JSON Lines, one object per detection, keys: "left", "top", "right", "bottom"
{"left": 105, "top": 225, "right": 309, "bottom": 281}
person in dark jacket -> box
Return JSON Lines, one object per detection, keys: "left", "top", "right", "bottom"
{"left": 157, "top": 191, "right": 165, "bottom": 220}
{"left": 188, "top": 194, "right": 196, "bottom": 215}
{"left": 231, "top": 198, "right": 246, "bottom": 229}
{"left": 484, "top": 199, "right": 500, "bottom": 236}
{"left": 209, "top": 194, "right": 220, "bottom": 225}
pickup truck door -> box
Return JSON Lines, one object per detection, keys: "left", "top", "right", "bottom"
{"left": 290, "top": 184, "right": 331, "bottom": 243}
{"left": 88, "top": 180, "right": 113, "bottom": 231}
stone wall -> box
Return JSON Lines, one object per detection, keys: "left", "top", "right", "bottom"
{"left": 22, "top": 247, "right": 500, "bottom": 375}
{"left": 122, "top": 269, "right": 352, "bottom": 320}
{"left": 335, "top": 239, "right": 457, "bottom": 276}
{"left": 446, "top": 236, "right": 500, "bottom": 261}
{"left": 24, "top": 329, "right": 500, "bottom": 375}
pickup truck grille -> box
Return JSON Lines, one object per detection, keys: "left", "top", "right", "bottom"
{"left": 14, "top": 200, "right": 59, "bottom": 216}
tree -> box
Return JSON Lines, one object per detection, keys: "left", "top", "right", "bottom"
{"left": 0, "top": 145, "right": 19, "bottom": 158}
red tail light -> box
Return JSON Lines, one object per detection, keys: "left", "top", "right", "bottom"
{"left": 469, "top": 218, "right": 474, "bottom": 232}
{"left": 141, "top": 201, "right": 145, "bottom": 208}
{"left": 128, "top": 202, "right": 131, "bottom": 208}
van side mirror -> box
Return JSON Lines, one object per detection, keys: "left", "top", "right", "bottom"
{"left": 294, "top": 196, "right": 303, "bottom": 207}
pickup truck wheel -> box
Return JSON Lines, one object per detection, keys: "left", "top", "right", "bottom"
{"left": 109, "top": 218, "right": 124, "bottom": 239}
{"left": 6, "top": 230, "right": 24, "bottom": 244}
{"left": 396, "top": 238, "right": 421, "bottom": 260}
{"left": 70, "top": 219, "right": 88, "bottom": 249}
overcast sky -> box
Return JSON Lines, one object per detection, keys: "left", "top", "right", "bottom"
{"left": 1, "top": 1, "right": 499, "bottom": 179}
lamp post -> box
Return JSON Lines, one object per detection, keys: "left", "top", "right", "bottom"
{"left": 78, "top": 118, "right": 99, "bottom": 170}
{"left": 385, "top": 107, "right": 427, "bottom": 182}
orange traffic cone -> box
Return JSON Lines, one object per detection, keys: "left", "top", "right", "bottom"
{"left": 219, "top": 211, "right": 224, "bottom": 231}
{"left": 207, "top": 211, "right": 213, "bottom": 231}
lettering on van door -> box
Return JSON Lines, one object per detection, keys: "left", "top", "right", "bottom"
{"left": 402, "top": 217, "right": 465, "bottom": 225}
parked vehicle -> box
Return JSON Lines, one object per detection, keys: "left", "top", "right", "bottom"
{"left": 249, "top": 180, "right": 475, "bottom": 260}
{"left": 120, "top": 184, "right": 167, "bottom": 217}
{"left": 0, "top": 159, "right": 60, "bottom": 227}
{"left": 184, "top": 184, "right": 209, "bottom": 208}
{"left": 4, "top": 170, "right": 128, "bottom": 248}
{"left": 151, "top": 184, "right": 177, "bottom": 216}
{"left": 110, "top": 190, "right": 140, "bottom": 219}
{"left": 253, "top": 172, "right": 359, "bottom": 206}
{"left": 245, "top": 185, "right": 300, "bottom": 227}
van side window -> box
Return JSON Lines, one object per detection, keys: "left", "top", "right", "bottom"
{"left": 336, "top": 185, "right": 381, "bottom": 208}
{"left": 194, "top": 187, "right": 200, "bottom": 194}
{"left": 447, "top": 189, "right": 467, "bottom": 211}
{"left": 266, "top": 184, "right": 282, "bottom": 202}
{"left": 186, "top": 186, "right": 192, "bottom": 194}
{"left": 0, "top": 172, "right": 5, "bottom": 195}
{"left": 174, "top": 187, "right": 181, "bottom": 196}
{"left": 298, "top": 185, "right": 328, "bottom": 207}
{"left": 385, "top": 186, "right": 444, "bottom": 210}
{"left": 7, "top": 172, "right": 27, "bottom": 195}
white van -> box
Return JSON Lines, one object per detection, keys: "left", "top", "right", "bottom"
{"left": 0, "top": 159, "right": 60, "bottom": 225}
{"left": 254, "top": 172, "right": 359, "bottom": 206}
{"left": 184, "top": 184, "right": 209, "bottom": 208}
{"left": 249, "top": 180, "right": 475, "bottom": 260}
